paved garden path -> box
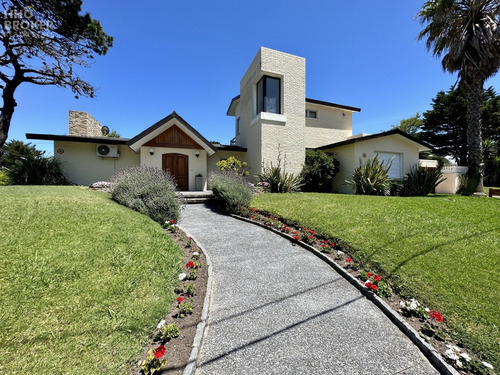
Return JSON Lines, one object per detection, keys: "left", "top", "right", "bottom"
{"left": 179, "top": 204, "right": 439, "bottom": 375}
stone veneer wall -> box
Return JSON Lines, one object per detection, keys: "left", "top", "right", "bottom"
{"left": 69, "top": 110, "right": 103, "bottom": 136}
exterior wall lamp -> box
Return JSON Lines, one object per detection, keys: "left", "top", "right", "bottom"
{"left": 195, "top": 151, "right": 200, "bottom": 158}
{"left": 149, "top": 148, "right": 154, "bottom": 155}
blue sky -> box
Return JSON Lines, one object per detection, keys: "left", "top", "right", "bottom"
{"left": 9, "top": 0, "right": 500, "bottom": 155}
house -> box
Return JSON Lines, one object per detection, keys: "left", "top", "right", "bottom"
{"left": 27, "top": 47, "right": 433, "bottom": 193}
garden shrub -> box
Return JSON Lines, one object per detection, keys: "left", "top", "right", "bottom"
{"left": 402, "top": 166, "right": 445, "bottom": 196}
{"left": 209, "top": 171, "right": 253, "bottom": 214}
{"left": 0, "top": 170, "right": 10, "bottom": 185}
{"left": 301, "top": 149, "right": 339, "bottom": 192}
{"left": 258, "top": 162, "right": 303, "bottom": 193}
{"left": 347, "top": 157, "right": 391, "bottom": 195}
{"left": 389, "top": 180, "right": 404, "bottom": 196}
{"left": 110, "top": 165, "right": 180, "bottom": 224}
{"left": 216, "top": 156, "right": 250, "bottom": 176}
{"left": 7, "top": 155, "right": 70, "bottom": 185}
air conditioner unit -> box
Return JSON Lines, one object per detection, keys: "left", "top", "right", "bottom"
{"left": 96, "top": 144, "right": 119, "bottom": 157}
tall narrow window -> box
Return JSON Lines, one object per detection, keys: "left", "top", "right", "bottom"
{"left": 257, "top": 76, "right": 281, "bottom": 114}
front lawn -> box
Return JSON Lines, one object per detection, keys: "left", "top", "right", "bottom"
{"left": 0, "top": 186, "right": 183, "bottom": 374}
{"left": 252, "top": 193, "right": 500, "bottom": 369}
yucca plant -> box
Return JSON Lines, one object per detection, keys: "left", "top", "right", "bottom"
{"left": 258, "top": 162, "right": 303, "bottom": 193}
{"left": 346, "top": 157, "right": 391, "bottom": 196}
{"left": 402, "top": 165, "right": 445, "bottom": 196}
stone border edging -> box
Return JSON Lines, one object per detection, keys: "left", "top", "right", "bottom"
{"left": 230, "top": 214, "right": 460, "bottom": 375}
{"left": 178, "top": 225, "right": 215, "bottom": 375}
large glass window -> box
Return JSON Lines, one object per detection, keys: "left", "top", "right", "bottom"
{"left": 257, "top": 76, "right": 280, "bottom": 114}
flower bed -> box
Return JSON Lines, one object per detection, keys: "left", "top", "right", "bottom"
{"left": 131, "top": 221, "right": 209, "bottom": 375}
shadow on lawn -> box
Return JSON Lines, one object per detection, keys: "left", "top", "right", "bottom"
{"left": 388, "top": 227, "right": 500, "bottom": 276}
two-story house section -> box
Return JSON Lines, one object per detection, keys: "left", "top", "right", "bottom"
{"left": 226, "top": 47, "right": 361, "bottom": 178}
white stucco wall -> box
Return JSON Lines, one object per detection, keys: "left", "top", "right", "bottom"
{"left": 324, "top": 134, "right": 423, "bottom": 194}
{"left": 305, "top": 103, "right": 353, "bottom": 149}
{"left": 54, "top": 141, "right": 140, "bottom": 186}
{"left": 140, "top": 147, "right": 208, "bottom": 191}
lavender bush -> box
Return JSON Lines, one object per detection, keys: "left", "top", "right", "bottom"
{"left": 110, "top": 166, "right": 180, "bottom": 224}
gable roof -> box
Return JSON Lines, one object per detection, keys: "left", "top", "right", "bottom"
{"left": 226, "top": 95, "right": 361, "bottom": 116}
{"left": 127, "top": 112, "right": 218, "bottom": 155}
{"left": 316, "top": 129, "right": 433, "bottom": 152}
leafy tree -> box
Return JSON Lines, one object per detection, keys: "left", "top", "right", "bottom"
{"left": 391, "top": 113, "right": 423, "bottom": 137}
{"left": 0, "top": 1, "right": 113, "bottom": 148}
{"left": 419, "top": 87, "right": 500, "bottom": 166}
{"left": 418, "top": 0, "right": 500, "bottom": 194}
{"left": 301, "top": 149, "right": 339, "bottom": 192}
{"left": 107, "top": 130, "right": 121, "bottom": 138}
{"left": 0, "top": 139, "right": 43, "bottom": 169}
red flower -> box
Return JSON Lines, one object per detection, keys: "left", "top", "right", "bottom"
{"left": 249, "top": 207, "right": 254, "bottom": 211}
{"left": 186, "top": 261, "right": 195, "bottom": 268}
{"left": 371, "top": 284, "right": 378, "bottom": 291}
{"left": 169, "top": 219, "right": 175, "bottom": 224}
{"left": 294, "top": 235, "right": 300, "bottom": 241}
{"left": 346, "top": 257, "right": 353, "bottom": 262}
{"left": 367, "top": 272, "right": 372, "bottom": 277}
{"left": 293, "top": 231, "right": 297, "bottom": 234}
{"left": 365, "top": 281, "right": 373, "bottom": 289}
{"left": 309, "top": 234, "right": 314, "bottom": 239}
{"left": 330, "top": 243, "right": 335, "bottom": 248}
{"left": 177, "top": 296, "right": 184, "bottom": 303}
{"left": 321, "top": 244, "right": 326, "bottom": 248}
{"left": 429, "top": 310, "right": 443, "bottom": 323}
{"left": 374, "top": 275, "right": 381, "bottom": 281}
{"left": 154, "top": 345, "right": 166, "bottom": 359}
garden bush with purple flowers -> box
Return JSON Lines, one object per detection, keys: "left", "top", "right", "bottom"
{"left": 110, "top": 165, "right": 180, "bottom": 224}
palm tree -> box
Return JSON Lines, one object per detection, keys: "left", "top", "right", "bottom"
{"left": 418, "top": 0, "right": 500, "bottom": 195}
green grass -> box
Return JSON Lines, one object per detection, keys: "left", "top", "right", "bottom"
{"left": 252, "top": 193, "right": 500, "bottom": 369}
{"left": 0, "top": 186, "right": 183, "bottom": 374}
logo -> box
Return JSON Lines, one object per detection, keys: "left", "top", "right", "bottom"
{"left": 3, "top": 6, "right": 53, "bottom": 33}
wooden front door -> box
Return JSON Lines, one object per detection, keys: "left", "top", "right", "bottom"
{"left": 162, "top": 153, "right": 189, "bottom": 191}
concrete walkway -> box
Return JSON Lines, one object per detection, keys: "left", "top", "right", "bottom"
{"left": 180, "top": 204, "right": 439, "bottom": 375}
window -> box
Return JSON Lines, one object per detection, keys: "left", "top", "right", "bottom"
{"left": 257, "top": 76, "right": 280, "bottom": 114}
{"left": 306, "top": 110, "right": 317, "bottom": 119}
{"left": 377, "top": 152, "right": 402, "bottom": 179}
{"left": 236, "top": 117, "right": 240, "bottom": 135}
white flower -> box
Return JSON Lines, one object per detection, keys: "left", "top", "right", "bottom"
{"left": 192, "top": 251, "right": 199, "bottom": 257}
{"left": 445, "top": 349, "right": 460, "bottom": 361}
{"left": 460, "top": 352, "right": 471, "bottom": 362}
{"left": 424, "top": 307, "right": 430, "bottom": 312}
{"left": 409, "top": 299, "right": 420, "bottom": 310}
{"left": 337, "top": 250, "right": 344, "bottom": 256}
{"left": 482, "top": 361, "right": 494, "bottom": 369}
{"left": 178, "top": 273, "right": 187, "bottom": 281}
{"left": 157, "top": 319, "right": 166, "bottom": 329}
{"left": 399, "top": 301, "right": 406, "bottom": 308}
{"left": 456, "top": 360, "right": 463, "bottom": 368}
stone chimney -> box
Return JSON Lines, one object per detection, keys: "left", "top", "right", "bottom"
{"left": 69, "top": 110, "right": 104, "bottom": 137}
